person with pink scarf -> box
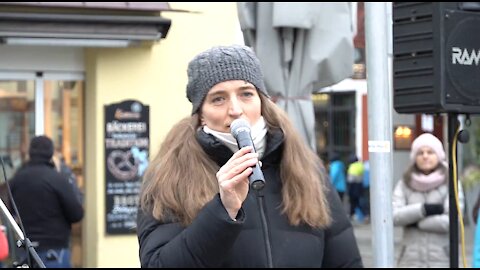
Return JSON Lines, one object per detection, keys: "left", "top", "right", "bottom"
{"left": 392, "top": 133, "right": 464, "bottom": 267}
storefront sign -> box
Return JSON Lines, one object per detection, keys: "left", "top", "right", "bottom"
{"left": 104, "top": 100, "right": 149, "bottom": 234}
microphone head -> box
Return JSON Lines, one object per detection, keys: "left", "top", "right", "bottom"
{"left": 230, "top": 118, "right": 251, "bottom": 139}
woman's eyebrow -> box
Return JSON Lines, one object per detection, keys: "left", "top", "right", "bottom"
{"left": 238, "top": 85, "right": 255, "bottom": 91}
{"left": 206, "top": 89, "right": 227, "bottom": 96}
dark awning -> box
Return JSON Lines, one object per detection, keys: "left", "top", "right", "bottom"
{"left": 0, "top": 2, "right": 175, "bottom": 12}
{"left": 0, "top": 11, "right": 172, "bottom": 47}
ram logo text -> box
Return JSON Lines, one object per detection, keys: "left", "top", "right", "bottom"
{"left": 452, "top": 47, "right": 480, "bottom": 66}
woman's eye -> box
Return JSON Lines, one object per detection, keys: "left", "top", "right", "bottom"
{"left": 211, "top": 96, "right": 225, "bottom": 104}
{"left": 241, "top": 92, "right": 254, "bottom": 97}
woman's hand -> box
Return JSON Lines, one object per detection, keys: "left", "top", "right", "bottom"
{"left": 216, "top": 146, "right": 258, "bottom": 220}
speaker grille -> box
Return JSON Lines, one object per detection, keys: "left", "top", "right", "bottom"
{"left": 393, "top": 2, "right": 480, "bottom": 114}
{"left": 393, "top": 3, "right": 438, "bottom": 113}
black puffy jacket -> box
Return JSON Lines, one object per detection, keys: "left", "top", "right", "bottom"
{"left": 137, "top": 130, "right": 363, "bottom": 267}
{"left": 9, "top": 157, "right": 84, "bottom": 250}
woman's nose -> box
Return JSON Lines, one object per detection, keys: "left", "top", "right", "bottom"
{"left": 229, "top": 97, "right": 243, "bottom": 116}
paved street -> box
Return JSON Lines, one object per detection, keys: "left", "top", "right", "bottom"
{"left": 352, "top": 222, "right": 474, "bottom": 267}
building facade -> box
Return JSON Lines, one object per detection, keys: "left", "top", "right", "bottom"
{"left": 3, "top": 2, "right": 473, "bottom": 268}
{"left": 0, "top": 2, "right": 244, "bottom": 267}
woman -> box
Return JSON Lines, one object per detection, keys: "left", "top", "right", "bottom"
{"left": 137, "top": 45, "right": 362, "bottom": 268}
{"left": 392, "top": 133, "right": 464, "bottom": 267}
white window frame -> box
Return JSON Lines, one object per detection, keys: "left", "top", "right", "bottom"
{"left": 0, "top": 71, "right": 84, "bottom": 135}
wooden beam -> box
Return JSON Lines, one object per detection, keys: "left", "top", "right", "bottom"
{"left": 77, "top": 81, "right": 84, "bottom": 169}
{"left": 62, "top": 87, "right": 71, "bottom": 165}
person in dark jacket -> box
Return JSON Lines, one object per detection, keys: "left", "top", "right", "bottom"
{"left": 9, "top": 135, "right": 84, "bottom": 268}
{"left": 137, "top": 45, "right": 363, "bottom": 268}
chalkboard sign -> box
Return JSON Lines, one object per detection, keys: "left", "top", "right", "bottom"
{"left": 104, "top": 100, "right": 149, "bottom": 234}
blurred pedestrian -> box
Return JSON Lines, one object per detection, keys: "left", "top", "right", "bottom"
{"left": 9, "top": 135, "right": 84, "bottom": 268}
{"left": 347, "top": 154, "right": 364, "bottom": 221}
{"left": 392, "top": 133, "right": 464, "bottom": 267}
{"left": 136, "top": 44, "right": 363, "bottom": 267}
{"left": 361, "top": 160, "right": 370, "bottom": 223}
{"left": 329, "top": 152, "right": 347, "bottom": 201}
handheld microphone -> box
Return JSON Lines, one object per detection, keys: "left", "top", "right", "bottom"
{"left": 230, "top": 119, "right": 265, "bottom": 190}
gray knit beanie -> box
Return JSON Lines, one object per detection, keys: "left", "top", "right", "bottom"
{"left": 186, "top": 45, "right": 268, "bottom": 114}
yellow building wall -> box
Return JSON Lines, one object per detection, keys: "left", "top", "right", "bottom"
{"left": 84, "top": 3, "right": 243, "bottom": 268}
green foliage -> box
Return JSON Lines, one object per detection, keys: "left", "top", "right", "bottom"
{"left": 462, "top": 165, "right": 480, "bottom": 190}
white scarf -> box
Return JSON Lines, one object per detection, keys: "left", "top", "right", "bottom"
{"left": 203, "top": 117, "right": 268, "bottom": 159}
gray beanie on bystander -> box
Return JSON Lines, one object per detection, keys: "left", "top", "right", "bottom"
{"left": 186, "top": 45, "right": 269, "bottom": 114}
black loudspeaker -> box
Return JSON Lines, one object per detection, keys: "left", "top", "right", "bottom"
{"left": 393, "top": 2, "right": 480, "bottom": 114}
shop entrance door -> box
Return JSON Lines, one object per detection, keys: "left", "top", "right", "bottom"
{"left": 313, "top": 91, "right": 356, "bottom": 163}
{"left": 0, "top": 71, "right": 84, "bottom": 267}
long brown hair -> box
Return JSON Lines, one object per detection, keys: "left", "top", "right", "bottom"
{"left": 140, "top": 93, "right": 331, "bottom": 227}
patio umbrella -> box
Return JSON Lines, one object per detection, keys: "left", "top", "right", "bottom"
{"left": 238, "top": 2, "right": 354, "bottom": 150}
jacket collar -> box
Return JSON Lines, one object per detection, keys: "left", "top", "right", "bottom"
{"left": 27, "top": 158, "right": 55, "bottom": 168}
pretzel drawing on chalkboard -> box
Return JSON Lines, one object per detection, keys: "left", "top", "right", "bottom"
{"left": 107, "top": 150, "right": 138, "bottom": 181}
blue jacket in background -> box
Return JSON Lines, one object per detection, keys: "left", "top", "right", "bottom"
{"left": 363, "top": 161, "right": 370, "bottom": 189}
{"left": 329, "top": 160, "right": 346, "bottom": 193}
{"left": 473, "top": 212, "right": 480, "bottom": 267}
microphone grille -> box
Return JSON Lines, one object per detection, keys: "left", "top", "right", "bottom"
{"left": 230, "top": 118, "right": 251, "bottom": 139}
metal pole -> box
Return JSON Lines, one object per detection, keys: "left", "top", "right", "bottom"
{"left": 0, "top": 197, "right": 45, "bottom": 268}
{"left": 0, "top": 157, "right": 46, "bottom": 268}
{"left": 365, "top": 2, "right": 395, "bottom": 267}
{"left": 448, "top": 113, "right": 459, "bottom": 268}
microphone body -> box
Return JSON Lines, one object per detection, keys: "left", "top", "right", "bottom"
{"left": 231, "top": 119, "right": 265, "bottom": 190}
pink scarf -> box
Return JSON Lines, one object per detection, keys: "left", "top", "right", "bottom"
{"left": 409, "top": 169, "right": 446, "bottom": 192}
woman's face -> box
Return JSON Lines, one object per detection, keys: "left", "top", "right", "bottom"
{"left": 200, "top": 80, "right": 262, "bottom": 133}
{"left": 415, "top": 146, "right": 440, "bottom": 174}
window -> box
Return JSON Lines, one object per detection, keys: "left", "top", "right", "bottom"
{"left": 313, "top": 91, "right": 356, "bottom": 163}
